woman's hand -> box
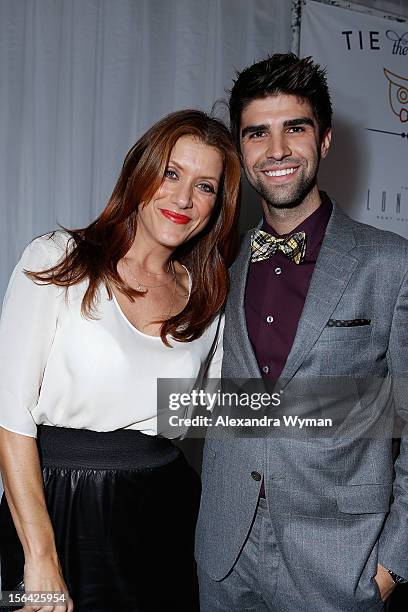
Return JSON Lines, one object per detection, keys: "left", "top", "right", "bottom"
{"left": 22, "top": 554, "right": 74, "bottom": 611}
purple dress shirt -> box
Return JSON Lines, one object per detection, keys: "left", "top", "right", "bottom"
{"left": 245, "top": 195, "right": 333, "bottom": 382}
{"left": 245, "top": 195, "right": 332, "bottom": 498}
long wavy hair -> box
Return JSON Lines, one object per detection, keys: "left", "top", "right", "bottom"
{"left": 26, "top": 109, "right": 241, "bottom": 344}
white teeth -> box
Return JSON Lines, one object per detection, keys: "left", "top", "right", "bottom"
{"left": 264, "top": 168, "right": 296, "bottom": 177}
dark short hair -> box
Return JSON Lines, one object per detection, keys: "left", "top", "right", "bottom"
{"left": 229, "top": 53, "right": 332, "bottom": 150}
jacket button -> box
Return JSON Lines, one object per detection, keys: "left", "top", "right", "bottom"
{"left": 251, "top": 471, "right": 262, "bottom": 481}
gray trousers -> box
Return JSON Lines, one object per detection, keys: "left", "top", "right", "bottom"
{"left": 198, "top": 498, "right": 385, "bottom": 612}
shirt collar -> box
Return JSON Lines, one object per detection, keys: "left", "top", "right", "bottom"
{"left": 261, "top": 192, "right": 332, "bottom": 259}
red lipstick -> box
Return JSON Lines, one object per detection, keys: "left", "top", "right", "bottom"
{"left": 160, "top": 209, "right": 190, "bottom": 224}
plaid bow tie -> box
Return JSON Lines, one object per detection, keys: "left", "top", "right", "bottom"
{"left": 251, "top": 229, "right": 307, "bottom": 264}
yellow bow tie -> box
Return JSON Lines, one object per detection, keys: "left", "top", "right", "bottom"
{"left": 251, "top": 230, "right": 307, "bottom": 264}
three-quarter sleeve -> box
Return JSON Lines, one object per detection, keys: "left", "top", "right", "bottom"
{"left": 0, "top": 237, "right": 63, "bottom": 437}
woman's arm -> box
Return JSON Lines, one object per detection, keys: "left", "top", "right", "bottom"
{"left": 0, "top": 428, "right": 73, "bottom": 611}
{"left": 0, "top": 236, "right": 73, "bottom": 610}
{"left": 0, "top": 428, "right": 57, "bottom": 558}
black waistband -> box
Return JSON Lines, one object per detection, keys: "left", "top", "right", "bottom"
{"left": 37, "top": 425, "right": 179, "bottom": 470}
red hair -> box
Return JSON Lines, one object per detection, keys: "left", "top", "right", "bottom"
{"left": 27, "top": 109, "right": 241, "bottom": 344}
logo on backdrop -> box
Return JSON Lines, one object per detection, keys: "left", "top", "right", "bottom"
{"left": 340, "top": 29, "right": 408, "bottom": 56}
{"left": 384, "top": 68, "right": 408, "bottom": 122}
{"left": 385, "top": 30, "right": 408, "bottom": 57}
{"left": 365, "top": 68, "right": 408, "bottom": 140}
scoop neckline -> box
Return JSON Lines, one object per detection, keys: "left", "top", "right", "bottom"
{"left": 112, "top": 265, "right": 191, "bottom": 339}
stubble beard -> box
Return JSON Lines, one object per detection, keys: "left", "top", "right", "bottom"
{"left": 246, "top": 154, "right": 321, "bottom": 211}
{"left": 252, "top": 175, "right": 316, "bottom": 210}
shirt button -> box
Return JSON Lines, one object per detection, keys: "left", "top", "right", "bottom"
{"left": 251, "top": 471, "right": 262, "bottom": 481}
{"left": 274, "top": 267, "right": 282, "bottom": 275}
{"left": 266, "top": 315, "right": 274, "bottom": 324}
{"left": 262, "top": 365, "right": 269, "bottom": 374}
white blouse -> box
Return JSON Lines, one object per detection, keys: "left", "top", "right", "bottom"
{"left": 0, "top": 233, "right": 223, "bottom": 438}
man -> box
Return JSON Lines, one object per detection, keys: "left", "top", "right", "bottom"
{"left": 196, "top": 53, "right": 408, "bottom": 611}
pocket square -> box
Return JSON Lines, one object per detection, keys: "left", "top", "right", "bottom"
{"left": 327, "top": 319, "right": 371, "bottom": 327}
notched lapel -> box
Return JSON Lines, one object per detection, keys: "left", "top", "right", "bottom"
{"left": 226, "top": 229, "right": 262, "bottom": 378}
{"left": 279, "top": 205, "right": 359, "bottom": 387}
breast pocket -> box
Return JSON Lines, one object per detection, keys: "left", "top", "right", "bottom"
{"left": 307, "top": 324, "right": 373, "bottom": 375}
{"left": 319, "top": 325, "right": 372, "bottom": 343}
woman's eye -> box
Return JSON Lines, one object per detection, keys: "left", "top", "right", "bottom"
{"left": 197, "top": 182, "right": 216, "bottom": 194}
{"left": 164, "top": 169, "right": 178, "bottom": 179}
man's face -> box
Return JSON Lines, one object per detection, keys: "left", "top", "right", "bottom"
{"left": 239, "top": 94, "right": 331, "bottom": 210}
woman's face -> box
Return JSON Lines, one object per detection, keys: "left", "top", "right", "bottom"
{"left": 137, "top": 135, "right": 224, "bottom": 250}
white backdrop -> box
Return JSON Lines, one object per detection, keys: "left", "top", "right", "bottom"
{"left": 300, "top": 0, "right": 408, "bottom": 236}
{"left": 1, "top": 0, "right": 408, "bottom": 582}
{"left": 2, "top": 1, "right": 407, "bottom": 297}
{"left": 0, "top": 0, "right": 292, "bottom": 300}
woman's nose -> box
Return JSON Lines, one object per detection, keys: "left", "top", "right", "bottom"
{"left": 172, "top": 181, "right": 193, "bottom": 209}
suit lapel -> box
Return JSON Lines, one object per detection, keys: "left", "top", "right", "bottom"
{"left": 228, "top": 227, "right": 262, "bottom": 378}
{"left": 279, "top": 205, "right": 359, "bottom": 387}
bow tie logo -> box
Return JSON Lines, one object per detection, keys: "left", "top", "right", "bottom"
{"left": 251, "top": 230, "right": 307, "bottom": 264}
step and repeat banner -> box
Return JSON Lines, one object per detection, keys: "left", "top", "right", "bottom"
{"left": 300, "top": 0, "right": 408, "bottom": 237}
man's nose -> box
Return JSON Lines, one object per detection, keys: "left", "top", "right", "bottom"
{"left": 265, "top": 134, "right": 291, "bottom": 160}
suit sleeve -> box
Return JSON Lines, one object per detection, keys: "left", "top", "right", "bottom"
{"left": 0, "top": 238, "right": 63, "bottom": 438}
{"left": 378, "top": 268, "right": 408, "bottom": 579}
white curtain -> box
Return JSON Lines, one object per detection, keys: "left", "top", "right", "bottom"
{"left": 0, "top": 0, "right": 291, "bottom": 299}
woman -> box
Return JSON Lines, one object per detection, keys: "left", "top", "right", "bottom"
{"left": 0, "top": 109, "right": 240, "bottom": 612}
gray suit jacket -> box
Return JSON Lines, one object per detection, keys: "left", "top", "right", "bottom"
{"left": 196, "top": 203, "right": 408, "bottom": 611}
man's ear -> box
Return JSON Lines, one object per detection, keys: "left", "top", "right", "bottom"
{"left": 320, "top": 128, "right": 332, "bottom": 159}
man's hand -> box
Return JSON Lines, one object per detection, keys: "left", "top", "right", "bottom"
{"left": 374, "top": 563, "right": 396, "bottom": 602}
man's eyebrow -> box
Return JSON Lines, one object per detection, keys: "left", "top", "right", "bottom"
{"left": 241, "top": 124, "right": 269, "bottom": 139}
{"left": 283, "top": 117, "right": 315, "bottom": 128}
{"left": 241, "top": 117, "right": 315, "bottom": 139}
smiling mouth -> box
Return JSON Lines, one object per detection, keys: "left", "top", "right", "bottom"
{"left": 262, "top": 167, "right": 298, "bottom": 177}
{"left": 160, "top": 209, "right": 191, "bottom": 224}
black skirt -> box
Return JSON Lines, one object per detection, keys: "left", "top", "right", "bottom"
{"left": 0, "top": 425, "right": 201, "bottom": 612}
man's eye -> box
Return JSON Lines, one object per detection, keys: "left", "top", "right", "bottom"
{"left": 197, "top": 183, "right": 216, "bottom": 194}
{"left": 287, "top": 126, "right": 304, "bottom": 133}
{"left": 249, "top": 131, "right": 267, "bottom": 139}
{"left": 164, "top": 169, "right": 178, "bottom": 179}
